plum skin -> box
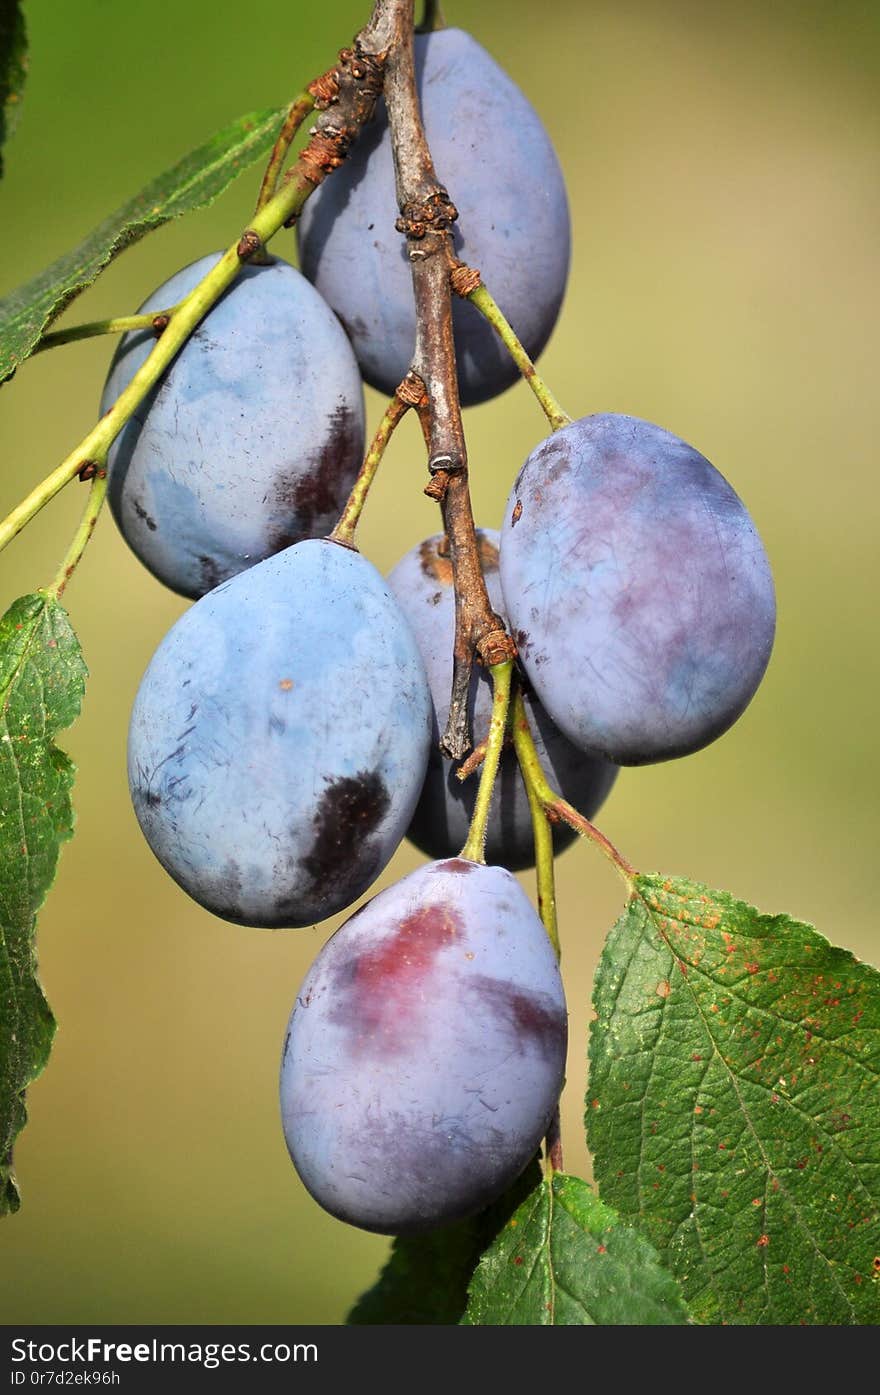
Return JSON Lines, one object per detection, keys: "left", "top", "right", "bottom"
{"left": 101, "top": 253, "right": 365, "bottom": 599}
{"left": 297, "top": 28, "right": 570, "bottom": 407}
{"left": 388, "top": 531, "right": 617, "bottom": 870}
{"left": 127, "top": 539, "right": 432, "bottom": 928}
{"left": 280, "top": 858, "right": 567, "bottom": 1235}
{"left": 500, "top": 414, "right": 777, "bottom": 765}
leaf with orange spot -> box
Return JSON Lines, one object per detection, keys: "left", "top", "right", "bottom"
{"left": 347, "top": 1161, "right": 541, "bottom": 1325}
{"left": 462, "top": 1173, "right": 689, "bottom": 1325}
{"left": 588, "top": 873, "right": 880, "bottom": 1324}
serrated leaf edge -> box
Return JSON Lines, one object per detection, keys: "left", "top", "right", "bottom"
{"left": 590, "top": 874, "right": 879, "bottom": 1323}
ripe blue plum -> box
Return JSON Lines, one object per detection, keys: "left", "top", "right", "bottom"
{"left": 500, "top": 414, "right": 777, "bottom": 764}
{"left": 101, "top": 253, "right": 365, "bottom": 598}
{"left": 297, "top": 28, "right": 570, "bottom": 407}
{"left": 280, "top": 858, "right": 567, "bottom": 1234}
{"left": 128, "top": 539, "right": 432, "bottom": 927}
{"left": 388, "top": 532, "right": 617, "bottom": 870}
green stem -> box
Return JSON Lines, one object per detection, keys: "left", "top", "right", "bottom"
{"left": 522, "top": 737, "right": 561, "bottom": 958}
{"left": 34, "top": 309, "right": 178, "bottom": 355}
{"left": 511, "top": 690, "right": 635, "bottom": 886}
{"left": 467, "top": 283, "right": 571, "bottom": 431}
{"left": 47, "top": 465, "right": 109, "bottom": 601}
{"left": 0, "top": 162, "right": 334, "bottom": 558}
{"left": 513, "top": 684, "right": 563, "bottom": 1168}
{"left": 460, "top": 660, "right": 513, "bottom": 863}
{"left": 253, "top": 91, "right": 315, "bottom": 214}
{"left": 330, "top": 395, "right": 409, "bottom": 547}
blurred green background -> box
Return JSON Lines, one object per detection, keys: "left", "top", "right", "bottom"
{"left": 0, "top": 0, "right": 877, "bottom": 1324}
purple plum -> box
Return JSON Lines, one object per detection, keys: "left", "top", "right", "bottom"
{"left": 280, "top": 858, "right": 567, "bottom": 1234}
{"left": 500, "top": 414, "right": 776, "bottom": 764}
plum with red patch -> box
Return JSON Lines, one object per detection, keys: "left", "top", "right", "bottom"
{"left": 500, "top": 414, "right": 776, "bottom": 764}
{"left": 279, "top": 858, "right": 567, "bottom": 1234}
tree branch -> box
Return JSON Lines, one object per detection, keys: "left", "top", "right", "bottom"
{"left": 381, "top": 0, "right": 515, "bottom": 759}
{"left": 0, "top": 8, "right": 393, "bottom": 559}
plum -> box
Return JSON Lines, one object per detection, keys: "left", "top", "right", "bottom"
{"left": 128, "top": 539, "right": 431, "bottom": 927}
{"left": 297, "top": 28, "right": 570, "bottom": 407}
{"left": 101, "top": 253, "right": 365, "bottom": 598}
{"left": 280, "top": 858, "right": 567, "bottom": 1234}
{"left": 388, "top": 531, "right": 617, "bottom": 869}
{"left": 500, "top": 414, "right": 777, "bottom": 764}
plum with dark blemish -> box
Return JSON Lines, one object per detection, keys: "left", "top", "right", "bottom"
{"left": 101, "top": 253, "right": 365, "bottom": 599}
{"left": 388, "top": 531, "right": 617, "bottom": 870}
{"left": 499, "top": 414, "right": 776, "bottom": 764}
{"left": 297, "top": 28, "right": 569, "bottom": 406}
{"left": 128, "top": 538, "right": 432, "bottom": 927}
{"left": 279, "top": 858, "right": 566, "bottom": 1234}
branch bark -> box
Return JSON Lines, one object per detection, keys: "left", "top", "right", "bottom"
{"left": 380, "top": 0, "right": 515, "bottom": 759}
{"left": 279, "top": 11, "right": 395, "bottom": 216}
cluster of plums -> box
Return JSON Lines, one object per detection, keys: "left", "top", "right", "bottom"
{"left": 106, "top": 29, "right": 775, "bottom": 1236}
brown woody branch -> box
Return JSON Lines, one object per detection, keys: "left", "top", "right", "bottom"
{"left": 380, "top": 0, "right": 515, "bottom": 759}
{"left": 252, "top": 93, "right": 317, "bottom": 225}
{"left": 275, "top": 4, "right": 400, "bottom": 226}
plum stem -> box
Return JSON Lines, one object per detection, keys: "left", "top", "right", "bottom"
{"left": 511, "top": 690, "right": 637, "bottom": 886}
{"left": 456, "top": 275, "right": 572, "bottom": 432}
{"left": 520, "top": 700, "right": 561, "bottom": 959}
{"left": 460, "top": 660, "right": 514, "bottom": 863}
{"left": 545, "top": 1108, "right": 564, "bottom": 1174}
{"left": 47, "top": 462, "right": 109, "bottom": 600}
{"left": 381, "top": 0, "right": 516, "bottom": 761}
{"left": 416, "top": 0, "right": 446, "bottom": 31}
{"left": 0, "top": 246, "right": 248, "bottom": 555}
{"left": 330, "top": 387, "right": 415, "bottom": 546}
{"left": 252, "top": 90, "right": 317, "bottom": 218}
{"left": 33, "top": 308, "right": 180, "bottom": 355}
{"left": 0, "top": 13, "right": 395, "bottom": 562}
{"left": 517, "top": 684, "right": 564, "bottom": 1191}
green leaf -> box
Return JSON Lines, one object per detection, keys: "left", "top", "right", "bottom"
{"left": 0, "top": 105, "right": 286, "bottom": 380}
{"left": 0, "top": 1, "right": 27, "bottom": 177}
{"left": 588, "top": 873, "right": 880, "bottom": 1325}
{"left": 348, "top": 1161, "right": 542, "bottom": 1325}
{"left": 463, "top": 1172, "right": 690, "bottom": 1325}
{"left": 0, "top": 593, "right": 86, "bottom": 1215}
